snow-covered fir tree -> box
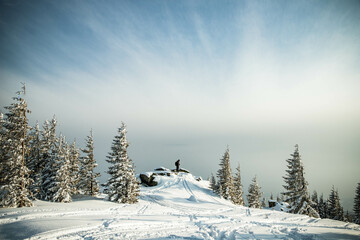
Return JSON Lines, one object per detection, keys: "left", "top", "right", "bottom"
{"left": 69, "top": 140, "right": 80, "bottom": 195}
{"left": 247, "top": 176, "right": 262, "bottom": 208}
{"left": 261, "top": 197, "right": 267, "bottom": 208}
{"left": 216, "top": 148, "right": 235, "bottom": 201}
{"left": 209, "top": 173, "right": 217, "bottom": 194}
{"left": 40, "top": 116, "right": 59, "bottom": 201}
{"left": 0, "top": 84, "right": 33, "bottom": 207}
{"left": 49, "top": 136, "right": 72, "bottom": 203}
{"left": 318, "top": 194, "right": 328, "bottom": 218}
{"left": 311, "top": 190, "right": 319, "bottom": 213}
{"left": 328, "top": 186, "right": 344, "bottom": 221}
{"left": 282, "top": 144, "right": 319, "bottom": 218}
{"left": 79, "top": 130, "right": 100, "bottom": 196}
{"left": 26, "top": 122, "right": 42, "bottom": 197}
{"left": 103, "top": 123, "right": 139, "bottom": 203}
{"left": 354, "top": 182, "right": 360, "bottom": 224}
{"left": 232, "top": 164, "right": 244, "bottom": 205}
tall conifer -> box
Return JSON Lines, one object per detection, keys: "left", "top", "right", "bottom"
{"left": 103, "top": 123, "right": 139, "bottom": 203}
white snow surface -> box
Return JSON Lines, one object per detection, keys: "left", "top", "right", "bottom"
{"left": 1, "top": 172, "right": 359, "bottom": 239}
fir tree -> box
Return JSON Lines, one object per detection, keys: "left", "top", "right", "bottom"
{"left": 79, "top": 130, "right": 100, "bottom": 196}
{"left": 354, "top": 182, "right": 360, "bottom": 224}
{"left": 209, "top": 173, "right": 217, "bottom": 194}
{"left": 27, "top": 122, "right": 42, "bottom": 198}
{"left": 311, "top": 190, "right": 319, "bottom": 213}
{"left": 261, "top": 197, "right": 267, "bottom": 208}
{"left": 40, "top": 116, "right": 59, "bottom": 201}
{"left": 232, "top": 164, "right": 244, "bottom": 205}
{"left": 282, "top": 144, "right": 319, "bottom": 218}
{"left": 216, "top": 148, "right": 235, "bottom": 201}
{"left": 49, "top": 136, "right": 72, "bottom": 203}
{"left": 0, "top": 84, "right": 33, "bottom": 207}
{"left": 247, "top": 176, "right": 262, "bottom": 208}
{"left": 328, "top": 186, "right": 344, "bottom": 221}
{"left": 103, "top": 123, "right": 139, "bottom": 203}
{"left": 318, "top": 194, "right": 328, "bottom": 218}
{"left": 69, "top": 140, "right": 80, "bottom": 195}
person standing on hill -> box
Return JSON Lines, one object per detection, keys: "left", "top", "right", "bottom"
{"left": 175, "top": 159, "right": 180, "bottom": 172}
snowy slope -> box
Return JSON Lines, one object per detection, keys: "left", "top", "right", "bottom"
{"left": 0, "top": 172, "right": 359, "bottom": 240}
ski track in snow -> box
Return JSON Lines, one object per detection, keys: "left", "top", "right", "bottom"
{"left": 0, "top": 173, "right": 359, "bottom": 240}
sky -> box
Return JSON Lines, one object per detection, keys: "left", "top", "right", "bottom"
{"left": 0, "top": 0, "right": 359, "bottom": 211}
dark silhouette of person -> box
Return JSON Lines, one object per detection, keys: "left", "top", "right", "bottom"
{"left": 175, "top": 159, "right": 180, "bottom": 172}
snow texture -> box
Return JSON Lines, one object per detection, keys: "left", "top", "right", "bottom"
{"left": 0, "top": 172, "right": 359, "bottom": 240}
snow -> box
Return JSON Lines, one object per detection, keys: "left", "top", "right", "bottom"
{"left": 1, "top": 172, "right": 359, "bottom": 239}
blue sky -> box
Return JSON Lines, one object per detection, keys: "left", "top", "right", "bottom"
{"left": 1, "top": 0, "right": 360, "bottom": 211}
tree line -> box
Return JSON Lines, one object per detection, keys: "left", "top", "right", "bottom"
{"left": 210, "top": 145, "right": 360, "bottom": 224}
{"left": 0, "top": 84, "right": 139, "bottom": 207}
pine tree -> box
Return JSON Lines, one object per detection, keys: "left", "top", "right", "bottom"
{"left": 40, "top": 116, "right": 59, "bottom": 201}
{"left": 232, "top": 164, "right": 244, "bottom": 205}
{"left": 216, "top": 148, "right": 235, "bottom": 201}
{"left": 79, "top": 130, "right": 100, "bottom": 196}
{"left": 49, "top": 136, "right": 72, "bottom": 203}
{"left": 209, "top": 173, "right": 217, "bottom": 194}
{"left": 270, "top": 193, "right": 274, "bottom": 200}
{"left": 69, "top": 140, "right": 80, "bottom": 195}
{"left": 318, "top": 194, "right": 327, "bottom": 218}
{"left": 282, "top": 144, "right": 319, "bottom": 218}
{"left": 354, "top": 182, "right": 360, "bottom": 224}
{"left": 247, "top": 176, "right": 262, "bottom": 208}
{"left": 328, "top": 186, "right": 344, "bottom": 221}
{"left": 261, "top": 197, "right": 267, "bottom": 208}
{"left": 27, "top": 122, "right": 42, "bottom": 198}
{"left": 0, "top": 84, "right": 33, "bottom": 207}
{"left": 103, "top": 123, "right": 139, "bottom": 203}
{"left": 311, "top": 190, "right": 319, "bottom": 213}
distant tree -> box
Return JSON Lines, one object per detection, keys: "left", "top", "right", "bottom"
{"left": 344, "top": 210, "right": 353, "bottom": 223}
{"left": 103, "top": 123, "right": 139, "bottom": 203}
{"left": 328, "top": 186, "right": 344, "bottom": 221}
{"left": 209, "top": 173, "right": 217, "bottom": 194}
{"left": 0, "top": 84, "right": 33, "bottom": 207}
{"left": 232, "top": 164, "right": 244, "bottom": 205}
{"left": 69, "top": 140, "right": 80, "bottom": 195}
{"left": 270, "top": 193, "right": 274, "bottom": 200}
{"left": 49, "top": 136, "right": 72, "bottom": 203}
{"left": 247, "top": 176, "right": 262, "bottom": 208}
{"left": 354, "top": 182, "right": 360, "bottom": 224}
{"left": 311, "top": 190, "right": 319, "bottom": 213}
{"left": 318, "top": 194, "right": 328, "bottom": 218}
{"left": 282, "top": 144, "right": 319, "bottom": 218}
{"left": 27, "top": 122, "right": 42, "bottom": 197}
{"left": 40, "top": 116, "right": 59, "bottom": 201}
{"left": 79, "top": 130, "right": 100, "bottom": 196}
{"left": 216, "top": 147, "right": 235, "bottom": 201}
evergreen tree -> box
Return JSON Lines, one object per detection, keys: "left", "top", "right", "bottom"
{"left": 79, "top": 130, "right": 100, "bottom": 196}
{"left": 232, "top": 164, "right": 244, "bottom": 205}
{"left": 49, "top": 136, "right": 72, "bottom": 202}
{"left": 318, "top": 194, "right": 328, "bottom": 218}
{"left": 247, "top": 176, "right": 262, "bottom": 208}
{"left": 311, "top": 190, "right": 319, "bottom": 213}
{"left": 354, "top": 182, "right": 360, "bottom": 224}
{"left": 216, "top": 148, "right": 235, "bottom": 201}
{"left": 40, "top": 116, "right": 59, "bottom": 200}
{"left": 103, "top": 123, "right": 139, "bottom": 203}
{"left": 270, "top": 193, "right": 274, "bottom": 200}
{"left": 328, "top": 186, "right": 344, "bottom": 221}
{"left": 27, "top": 122, "right": 42, "bottom": 197}
{"left": 0, "top": 84, "right": 33, "bottom": 207}
{"left": 69, "top": 140, "right": 80, "bottom": 195}
{"left": 282, "top": 144, "right": 319, "bottom": 218}
{"left": 209, "top": 173, "right": 217, "bottom": 194}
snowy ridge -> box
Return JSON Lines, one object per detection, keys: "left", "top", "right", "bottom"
{"left": 0, "top": 172, "right": 359, "bottom": 239}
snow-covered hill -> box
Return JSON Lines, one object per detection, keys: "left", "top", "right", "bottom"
{"left": 0, "top": 171, "right": 359, "bottom": 239}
